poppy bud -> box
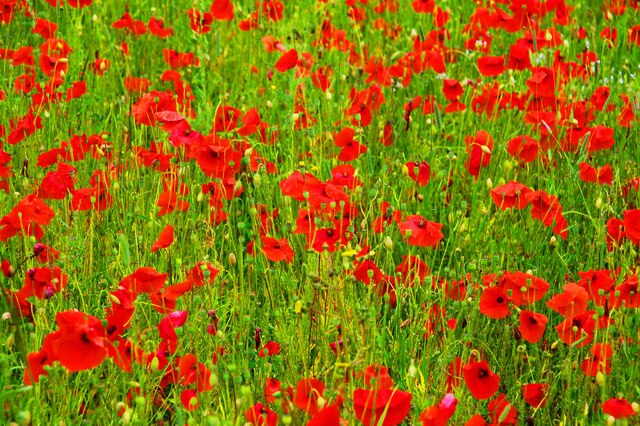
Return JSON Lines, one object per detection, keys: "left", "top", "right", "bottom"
{"left": 33, "top": 243, "right": 46, "bottom": 257}
{"left": 229, "top": 253, "right": 237, "bottom": 266}
{"left": 384, "top": 236, "right": 393, "bottom": 250}
{"left": 134, "top": 396, "right": 145, "bottom": 408}
{"left": 606, "top": 415, "right": 615, "bottom": 426}
{"left": 2, "top": 312, "right": 10, "bottom": 321}
{"left": 408, "top": 359, "right": 418, "bottom": 377}
{"left": 596, "top": 371, "right": 606, "bottom": 387}
{"left": 16, "top": 410, "right": 31, "bottom": 426}
{"left": 121, "top": 408, "right": 132, "bottom": 424}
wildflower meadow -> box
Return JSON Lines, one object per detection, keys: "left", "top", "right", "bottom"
{"left": 0, "top": 0, "right": 640, "bottom": 424}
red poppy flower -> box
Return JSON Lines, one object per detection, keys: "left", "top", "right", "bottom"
{"left": 264, "top": 378, "right": 281, "bottom": 403}
{"left": 33, "top": 18, "right": 58, "bottom": 39}
{"left": 211, "top": 0, "right": 235, "bottom": 21}
{"left": 522, "top": 383, "right": 548, "bottom": 408}
{"left": 19, "top": 266, "right": 67, "bottom": 299}
{"left": 477, "top": 56, "right": 505, "bottom": 76}
{"left": 412, "top": 0, "right": 435, "bottom": 13}
{"left": 180, "top": 389, "right": 198, "bottom": 411}
{"left": 465, "top": 130, "right": 493, "bottom": 179}
{"left": 525, "top": 190, "right": 560, "bottom": 226}
{"left": 462, "top": 360, "right": 500, "bottom": 400}
{"left": 237, "top": 108, "right": 261, "bottom": 136}
{"left": 37, "top": 163, "right": 76, "bottom": 200}
{"left": 398, "top": 215, "right": 444, "bottom": 247}
{"left": 579, "top": 162, "right": 612, "bottom": 185}
{"left": 1, "top": 259, "right": 14, "bottom": 278}
{"left": 24, "top": 333, "right": 57, "bottom": 384}
{"left": 364, "top": 365, "right": 394, "bottom": 389}
{"left": 212, "top": 105, "right": 242, "bottom": 133}
{"left": 120, "top": 267, "right": 167, "bottom": 294}
{"left": 442, "top": 79, "right": 463, "bottom": 101}
{"left": 526, "top": 67, "right": 556, "bottom": 97}
{"left": 258, "top": 341, "right": 281, "bottom": 357}
{"left": 605, "top": 217, "right": 625, "bottom": 251}
{"left": 490, "top": 181, "right": 531, "bottom": 210}
{"left": 617, "top": 275, "right": 640, "bottom": 308}
{"left": 294, "top": 378, "right": 325, "bottom": 415}
{"left": 479, "top": 286, "right": 510, "bottom": 319}
{"left": 260, "top": 235, "right": 294, "bottom": 263}
{"left": 623, "top": 209, "right": 640, "bottom": 245}
{"left": 465, "top": 414, "right": 487, "bottom": 426}
{"left": 192, "top": 140, "right": 242, "bottom": 179}
{"left": 330, "top": 164, "right": 362, "bottom": 189}
{"left": 500, "top": 271, "right": 550, "bottom": 305}
{"left": 51, "top": 310, "right": 107, "bottom": 372}
{"left": 151, "top": 225, "right": 174, "bottom": 253}
{"left": 112, "top": 12, "right": 147, "bottom": 35}
{"left": 581, "top": 343, "right": 613, "bottom": 376}
{"left": 488, "top": 394, "right": 517, "bottom": 425}
{"left": 507, "top": 135, "right": 539, "bottom": 163}
{"left": 311, "top": 66, "right": 332, "bottom": 92}
{"left": 148, "top": 17, "right": 173, "bottom": 38}
{"left": 418, "top": 393, "right": 457, "bottom": 426}
{"left": 518, "top": 310, "right": 547, "bottom": 343}
{"left": 578, "top": 269, "right": 615, "bottom": 307}
{"left": 353, "top": 388, "right": 412, "bottom": 426}
{"left": 334, "top": 127, "right": 368, "bottom": 161}
{"left": 187, "top": 8, "right": 213, "bottom": 33}
{"left": 244, "top": 402, "right": 278, "bottom": 426}
{"left": 406, "top": 160, "right": 431, "bottom": 186}
{"left": 555, "top": 310, "right": 596, "bottom": 348}
{"left": 275, "top": 49, "right": 299, "bottom": 72}
{"left": 546, "top": 283, "right": 589, "bottom": 317}
{"left": 303, "top": 179, "right": 350, "bottom": 211}
{"left": 618, "top": 94, "right": 636, "bottom": 127}
{"left": 0, "top": 194, "right": 55, "bottom": 242}
{"left": 602, "top": 397, "right": 635, "bottom": 419}
{"left": 372, "top": 201, "right": 402, "bottom": 234}
{"left": 586, "top": 125, "right": 615, "bottom": 153}
{"left": 308, "top": 404, "right": 341, "bottom": 426}
{"left": 395, "top": 255, "right": 430, "bottom": 287}
{"left": 157, "top": 311, "right": 188, "bottom": 351}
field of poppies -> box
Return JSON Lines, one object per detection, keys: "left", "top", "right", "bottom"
{"left": 1, "top": 0, "right": 640, "bottom": 424}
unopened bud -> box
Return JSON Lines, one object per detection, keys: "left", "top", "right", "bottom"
{"left": 384, "top": 236, "right": 393, "bottom": 250}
